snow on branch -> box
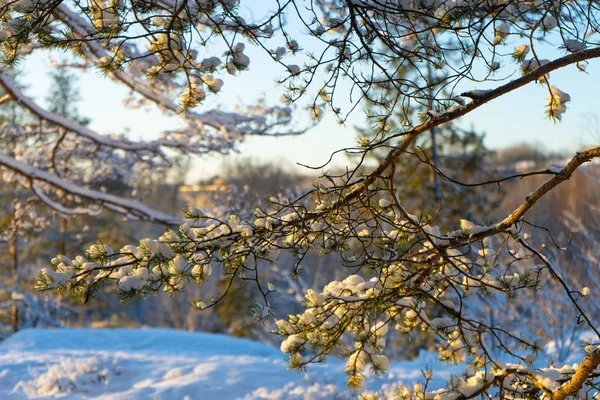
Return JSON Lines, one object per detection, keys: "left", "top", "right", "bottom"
{"left": 52, "top": 4, "right": 305, "bottom": 145}
{"left": 0, "top": 71, "right": 167, "bottom": 153}
{"left": 298, "top": 47, "right": 600, "bottom": 226}
{"left": 30, "top": 182, "right": 101, "bottom": 217}
{"left": 438, "top": 146, "right": 600, "bottom": 246}
{"left": 552, "top": 348, "right": 600, "bottom": 400}
{"left": 0, "top": 152, "right": 183, "bottom": 226}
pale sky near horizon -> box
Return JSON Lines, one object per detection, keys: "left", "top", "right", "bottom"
{"left": 19, "top": 35, "right": 600, "bottom": 184}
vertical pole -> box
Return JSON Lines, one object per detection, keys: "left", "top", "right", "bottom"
{"left": 427, "top": 64, "right": 442, "bottom": 201}
{"left": 10, "top": 200, "right": 19, "bottom": 332}
{"left": 430, "top": 127, "right": 441, "bottom": 201}
{"left": 59, "top": 217, "right": 67, "bottom": 255}
{"left": 57, "top": 212, "right": 67, "bottom": 321}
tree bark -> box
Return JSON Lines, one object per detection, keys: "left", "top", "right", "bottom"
{"left": 552, "top": 348, "right": 600, "bottom": 400}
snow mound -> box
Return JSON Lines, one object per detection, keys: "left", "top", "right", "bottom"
{"left": 14, "top": 356, "right": 120, "bottom": 398}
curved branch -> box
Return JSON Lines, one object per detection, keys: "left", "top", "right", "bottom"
{"left": 552, "top": 348, "right": 600, "bottom": 400}
{"left": 0, "top": 152, "right": 183, "bottom": 226}
{"left": 297, "top": 48, "right": 600, "bottom": 226}
{"left": 444, "top": 146, "right": 600, "bottom": 246}
{"left": 53, "top": 5, "right": 306, "bottom": 139}
{"left": 30, "top": 181, "right": 101, "bottom": 216}
{"left": 0, "top": 71, "right": 166, "bottom": 153}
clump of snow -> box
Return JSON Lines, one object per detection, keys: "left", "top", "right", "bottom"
{"left": 14, "top": 356, "right": 120, "bottom": 397}
{"left": 546, "top": 86, "right": 571, "bottom": 119}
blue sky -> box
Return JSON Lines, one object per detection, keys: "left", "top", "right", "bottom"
{"left": 20, "top": 36, "right": 600, "bottom": 182}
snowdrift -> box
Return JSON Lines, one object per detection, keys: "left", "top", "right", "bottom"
{"left": 0, "top": 328, "right": 450, "bottom": 399}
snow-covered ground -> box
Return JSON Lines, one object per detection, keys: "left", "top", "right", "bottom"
{"left": 0, "top": 328, "right": 453, "bottom": 399}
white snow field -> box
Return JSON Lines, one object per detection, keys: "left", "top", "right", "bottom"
{"left": 0, "top": 328, "right": 453, "bottom": 399}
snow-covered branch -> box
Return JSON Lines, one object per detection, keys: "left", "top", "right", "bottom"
{"left": 0, "top": 71, "right": 168, "bottom": 153}
{"left": 439, "top": 146, "right": 600, "bottom": 246}
{"left": 552, "top": 348, "right": 600, "bottom": 400}
{"left": 52, "top": 4, "right": 304, "bottom": 144}
{"left": 0, "top": 152, "right": 183, "bottom": 225}
{"left": 266, "top": 49, "right": 600, "bottom": 230}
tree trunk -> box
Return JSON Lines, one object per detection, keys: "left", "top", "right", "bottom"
{"left": 430, "top": 127, "right": 441, "bottom": 201}
{"left": 10, "top": 200, "right": 19, "bottom": 332}
{"left": 59, "top": 217, "right": 67, "bottom": 255}
{"left": 426, "top": 64, "right": 441, "bottom": 202}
